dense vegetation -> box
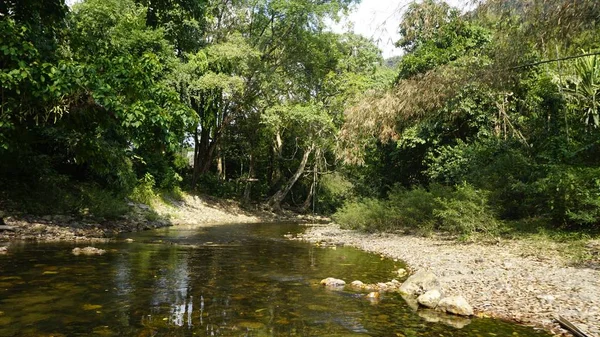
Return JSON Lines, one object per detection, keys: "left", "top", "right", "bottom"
{"left": 337, "top": 0, "right": 600, "bottom": 235}
{"left": 1, "top": 0, "right": 600, "bottom": 236}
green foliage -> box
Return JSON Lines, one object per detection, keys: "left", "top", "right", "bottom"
{"left": 130, "top": 173, "right": 158, "bottom": 205}
{"left": 335, "top": 183, "right": 499, "bottom": 235}
{"left": 315, "top": 173, "right": 355, "bottom": 215}
{"left": 563, "top": 54, "right": 600, "bottom": 127}
{"left": 81, "top": 184, "right": 130, "bottom": 219}
{"left": 433, "top": 183, "right": 500, "bottom": 235}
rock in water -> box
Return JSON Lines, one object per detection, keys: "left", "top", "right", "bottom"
{"left": 366, "top": 292, "right": 380, "bottom": 298}
{"left": 350, "top": 280, "right": 365, "bottom": 288}
{"left": 417, "top": 289, "right": 442, "bottom": 308}
{"left": 437, "top": 296, "right": 474, "bottom": 316}
{"left": 72, "top": 247, "right": 106, "bottom": 256}
{"left": 320, "top": 277, "right": 346, "bottom": 288}
{"left": 399, "top": 270, "right": 440, "bottom": 296}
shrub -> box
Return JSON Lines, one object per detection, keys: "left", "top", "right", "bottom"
{"left": 81, "top": 184, "right": 129, "bottom": 219}
{"left": 130, "top": 173, "right": 157, "bottom": 205}
{"left": 334, "top": 183, "right": 500, "bottom": 236}
{"left": 535, "top": 165, "right": 600, "bottom": 228}
{"left": 333, "top": 198, "right": 390, "bottom": 232}
{"left": 316, "top": 173, "right": 355, "bottom": 214}
{"left": 433, "top": 183, "right": 500, "bottom": 234}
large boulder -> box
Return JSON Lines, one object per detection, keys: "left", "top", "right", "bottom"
{"left": 399, "top": 270, "right": 440, "bottom": 296}
{"left": 320, "top": 277, "right": 346, "bottom": 288}
{"left": 417, "top": 289, "right": 442, "bottom": 309}
{"left": 437, "top": 296, "right": 474, "bottom": 316}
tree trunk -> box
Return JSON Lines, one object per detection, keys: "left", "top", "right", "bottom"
{"left": 301, "top": 150, "right": 319, "bottom": 213}
{"left": 192, "top": 126, "right": 200, "bottom": 189}
{"left": 270, "top": 130, "right": 283, "bottom": 187}
{"left": 243, "top": 153, "right": 255, "bottom": 205}
{"left": 268, "top": 143, "right": 314, "bottom": 212}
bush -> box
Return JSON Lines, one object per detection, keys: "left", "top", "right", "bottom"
{"left": 333, "top": 198, "right": 390, "bottom": 232}
{"left": 80, "top": 184, "right": 129, "bottom": 219}
{"left": 434, "top": 183, "right": 500, "bottom": 234}
{"left": 316, "top": 173, "right": 355, "bottom": 214}
{"left": 334, "top": 183, "right": 500, "bottom": 236}
{"left": 535, "top": 165, "right": 600, "bottom": 228}
{"left": 130, "top": 173, "right": 157, "bottom": 205}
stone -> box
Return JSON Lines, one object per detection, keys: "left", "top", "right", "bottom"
{"left": 125, "top": 238, "right": 134, "bottom": 243}
{"left": 72, "top": 247, "right": 106, "bottom": 256}
{"left": 437, "top": 296, "right": 474, "bottom": 316}
{"left": 320, "top": 277, "right": 345, "bottom": 288}
{"left": 366, "top": 292, "right": 380, "bottom": 298}
{"left": 350, "top": 280, "right": 365, "bottom": 288}
{"left": 399, "top": 270, "right": 440, "bottom": 296}
{"left": 418, "top": 309, "right": 471, "bottom": 329}
{"left": 417, "top": 289, "right": 442, "bottom": 309}
{"left": 0, "top": 247, "right": 7, "bottom": 255}
{"left": 396, "top": 268, "right": 407, "bottom": 277}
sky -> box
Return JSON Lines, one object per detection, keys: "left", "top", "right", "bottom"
{"left": 332, "top": 0, "right": 470, "bottom": 59}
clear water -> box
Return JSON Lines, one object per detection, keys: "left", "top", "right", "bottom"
{"left": 0, "top": 223, "right": 551, "bottom": 336}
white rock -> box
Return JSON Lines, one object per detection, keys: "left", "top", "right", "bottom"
{"left": 399, "top": 270, "right": 440, "bottom": 296}
{"left": 418, "top": 289, "right": 442, "bottom": 308}
{"left": 320, "top": 277, "right": 345, "bottom": 287}
{"left": 437, "top": 296, "right": 474, "bottom": 316}
{"left": 396, "top": 268, "right": 407, "bottom": 277}
{"left": 350, "top": 280, "right": 364, "bottom": 288}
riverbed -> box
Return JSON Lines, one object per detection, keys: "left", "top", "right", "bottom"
{"left": 0, "top": 223, "right": 553, "bottom": 336}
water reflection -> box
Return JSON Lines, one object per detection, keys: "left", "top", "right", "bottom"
{"left": 0, "top": 223, "right": 552, "bottom": 337}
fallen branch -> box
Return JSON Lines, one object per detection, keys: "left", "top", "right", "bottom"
{"left": 556, "top": 316, "right": 590, "bottom": 337}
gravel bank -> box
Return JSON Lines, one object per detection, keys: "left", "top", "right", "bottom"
{"left": 293, "top": 223, "right": 600, "bottom": 337}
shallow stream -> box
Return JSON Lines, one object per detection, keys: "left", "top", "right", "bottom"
{"left": 0, "top": 223, "right": 552, "bottom": 336}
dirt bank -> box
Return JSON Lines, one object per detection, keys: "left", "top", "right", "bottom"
{"left": 292, "top": 223, "right": 600, "bottom": 337}
{"left": 0, "top": 194, "right": 325, "bottom": 243}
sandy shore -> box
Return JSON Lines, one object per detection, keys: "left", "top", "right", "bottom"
{"left": 292, "top": 223, "right": 600, "bottom": 337}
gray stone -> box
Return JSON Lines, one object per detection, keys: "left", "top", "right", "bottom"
{"left": 437, "top": 296, "right": 474, "bottom": 316}
{"left": 418, "top": 289, "right": 442, "bottom": 308}
{"left": 399, "top": 270, "right": 440, "bottom": 296}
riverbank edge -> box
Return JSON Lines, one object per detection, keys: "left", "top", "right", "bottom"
{"left": 0, "top": 193, "right": 327, "bottom": 243}
{"left": 289, "top": 223, "right": 600, "bottom": 337}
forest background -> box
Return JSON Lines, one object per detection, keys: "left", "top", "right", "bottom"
{"left": 1, "top": 0, "right": 600, "bottom": 238}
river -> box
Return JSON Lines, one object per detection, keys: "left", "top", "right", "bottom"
{"left": 0, "top": 223, "right": 551, "bottom": 336}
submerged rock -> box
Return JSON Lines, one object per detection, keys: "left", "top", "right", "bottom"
{"left": 320, "top": 277, "right": 346, "bottom": 288}
{"left": 437, "top": 296, "right": 474, "bottom": 316}
{"left": 0, "top": 247, "right": 7, "bottom": 254}
{"left": 399, "top": 270, "right": 440, "bottom": 296}
{"left": 72, "top": 247, "right": 106, "bottom": 256}
{"left": 417, "top": 289, "right": 442, "bottom": 309}
{"left": 418, "top": 309, "right": 471, "bottom": 328}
